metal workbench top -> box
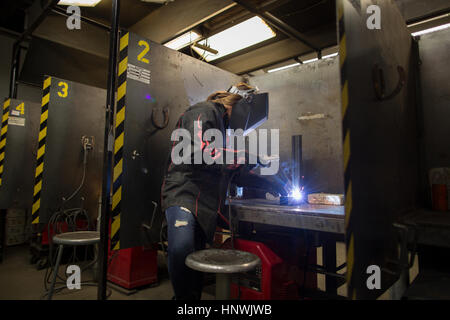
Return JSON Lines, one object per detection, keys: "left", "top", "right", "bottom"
{"left": 229, "top": 199, "right": 345, "bottom": 234}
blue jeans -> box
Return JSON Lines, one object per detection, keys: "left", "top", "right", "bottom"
{"left": 165, "top": 206, "right": 206, "bottom": 300}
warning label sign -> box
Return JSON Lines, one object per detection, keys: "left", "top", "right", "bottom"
{"left": 127, "top": 63, "right": 151, "bottom": 85}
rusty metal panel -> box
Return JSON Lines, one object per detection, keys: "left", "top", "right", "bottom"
{"left": 248, "top": 57, "right": 344, "bottom": 195}
{"left": 116, "top": 32, "right": 242, "bottom": 248}
{"left": 0, "top": 99, "right": 40, "bottom": 210}
{"left": 340, "top": 0, "right": 419, "bottom": 299}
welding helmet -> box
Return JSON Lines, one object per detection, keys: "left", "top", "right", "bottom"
{"left": 228, "top": 85, "right": 269, "bottom": 136}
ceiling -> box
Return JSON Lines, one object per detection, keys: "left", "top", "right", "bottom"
{"left": 1, "top": 0, "right": 450, "bottom": 75}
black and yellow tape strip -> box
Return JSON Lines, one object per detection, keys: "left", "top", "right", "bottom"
{"left": 338, "top": 0, "right": 355, "bottom": 300}
{"left": 32, "top": 76, "right": 52, "bottom": 224}
{"left": 0, "top": 99, "right": 11, "bottom": 186}
{"left": 110, "top": 32, "right": 129, "bottom": 251}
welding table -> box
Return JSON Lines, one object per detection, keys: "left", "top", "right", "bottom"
{"left": 228, "top": 199, "right": 346, "bottom": 296}
{"left": 229, "top": 199, "right": 345, "bottom": 234}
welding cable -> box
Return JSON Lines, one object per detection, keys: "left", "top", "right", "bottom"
{"left": 63, "top": 145, "right": 89, "bottom": 204}
{"left": 43, "top": 144, "right": 93, "bottom": 297}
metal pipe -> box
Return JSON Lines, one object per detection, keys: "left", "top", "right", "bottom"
{"left": 9, "top": 45, "right": 21, "bottom": 99}
{"left": 291, "top": 135, "right": 303, "bottom": 191}
{"left": 14, "top": 0, "right": 60, "bottom": 46}
{"left": 98, "top": 0, "right": 120, "bottom": 301}
{"left": 232, "top": 0, "right": 320, "bottom": 51}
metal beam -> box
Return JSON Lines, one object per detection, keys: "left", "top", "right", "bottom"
{"left": 129, "top": 0, "right": 237, "bottom": 43}
{"left": 34, "top": 15, "right": 109, "bottom": 58}
{"left": 9, "top": 0, "right": 60, "bottom": 98}
{"left": 51, "top": 7, "right": 111, "bottom": 31}
{"left": 232, "top": 0, "right": 320, "bottom": 51}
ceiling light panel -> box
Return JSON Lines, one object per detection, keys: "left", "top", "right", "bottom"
{"left": 164, "top": 31, "right": 201, "bottom": 51}
{"left": 192, "top": 16, "right": 276, "bottom": 62}
{"left": 58, "top": 0, "right": 102, "bottom": 7}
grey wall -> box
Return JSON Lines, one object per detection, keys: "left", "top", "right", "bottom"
{"left": 419, "top": 28, "right": 450, "bottom": 172}
{"left": 249, "top": 57, "right": 344, "bottom": 194}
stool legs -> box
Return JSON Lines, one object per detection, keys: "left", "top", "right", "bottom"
{"left": 215, "top": 273, "right": 231, "bottom": 300}
{"left": 47, "top": 244, "right": 64, "bottom": 300}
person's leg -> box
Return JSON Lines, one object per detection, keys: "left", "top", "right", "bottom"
{"left": 165, "top": 206, "right": 203, "bottom": 300}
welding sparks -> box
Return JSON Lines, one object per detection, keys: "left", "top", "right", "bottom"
{"left": 289, "top": 187, "right": 303, "bottom": 201}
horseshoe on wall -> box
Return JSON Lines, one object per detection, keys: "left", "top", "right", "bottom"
{"left": 372, "top": 64, "right": 406, "bottom": 101}
{"left": 151, "top": 107, "right": 169, "bottom": 129}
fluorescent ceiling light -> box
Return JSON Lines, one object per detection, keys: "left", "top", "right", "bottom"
{"left": 164, "top": 31, "right": 201, "bottom": 51}
{"left": 58, "top": 0, "right": 102, "bottom": 6}
{"left": 322, "top": 52, "right": 338, "bottom": 59}
{"left": 268, "top": 63, "right": 300, "bottom": 73}
{"left": 267, "top": 51, "right": 339, "bottom": 73}
{"left": 192, "top": 16, "right": 276, "bottom": 62}
{"left": 302, "top": 58, "right": 318, "bottom": 64}
{"left": 411, "top": 23, "right": 450, "bottom": 36}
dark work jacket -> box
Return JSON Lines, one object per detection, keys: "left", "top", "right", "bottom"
{"left": 161, "top": 101, "right": 232, "bottom": 243}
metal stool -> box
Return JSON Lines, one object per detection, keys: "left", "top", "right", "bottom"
{"left": 47, "top": 231, "right": 100, "bottom": 300}
{"left": 186, "top": 249, "right": 260, "bottom": 300}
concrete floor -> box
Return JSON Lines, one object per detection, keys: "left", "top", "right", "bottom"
{"left": 0, "top": 244, "right": 214, "bottom": 300}
{"left": 0, "top": 242, "right": 418, "bottom": 300}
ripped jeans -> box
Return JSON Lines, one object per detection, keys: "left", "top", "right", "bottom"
{"left": 165, "top": 206, "right": 206, "bottom": 300}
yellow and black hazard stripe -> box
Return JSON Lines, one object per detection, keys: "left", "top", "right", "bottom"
{"left": 32, "top": 76, "right": 51, "bottom": 224}
{"left": 111, "top": 31, "right": 129, "bottom": 250}
{"left": 338, "top": 0, "right": 355, "bottom": 300}
{"left": 0, "top": 99, "right": 11, "bottom": 186}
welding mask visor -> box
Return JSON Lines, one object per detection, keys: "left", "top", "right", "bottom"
{"left": 228, "top": 86, "right": 269, "bottom": 136}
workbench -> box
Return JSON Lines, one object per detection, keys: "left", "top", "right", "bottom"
{"left": 230, "top": 199, "right": 345, "bottom": 234}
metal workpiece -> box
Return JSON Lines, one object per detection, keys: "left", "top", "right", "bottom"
{"left": 291, "top": 135, "right": 303, "bottom": 191}
{"left": 230, "top": 199, "right": 345, "bottom": 234}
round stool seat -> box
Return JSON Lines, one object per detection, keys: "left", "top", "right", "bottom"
{"left": 52, "top": 231, "right": 100, "bottom": 246}
{"left": 186, "top": 249, "right": 260, "bottom": 274}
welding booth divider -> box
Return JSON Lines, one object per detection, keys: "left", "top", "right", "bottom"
{"left": 30, "top": 76, "right": 106, "bottom": 228}
{"left": 0, "top": 99, "right": 41, "bottom": 211}
{"left": 338, "top": 0, "right": 421, "bottom": 299}
{"left": 0, "top": 98, "right": 40, "bottom": 254}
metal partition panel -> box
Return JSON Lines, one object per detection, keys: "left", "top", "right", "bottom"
{"left": 31, "top": 76, "right": 106, "bottom": 225}
{"left": 417, "top": 28, "right": 450, "bottom": 204}
{"left": 0, "top": 99, "right": 40, "bottom": 209}
{"left": 112, "top": 31, "right": 242, "bottom": 249}
{"left": 339, "top": 0, "right": 419, "bottom": 299}
{"left": 248, "top": 57, "right": 344, "bottom": 194}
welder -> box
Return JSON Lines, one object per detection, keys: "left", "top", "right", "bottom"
{"left": 161, "top": 82, "right": 269, "bottom": 300}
